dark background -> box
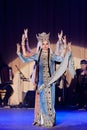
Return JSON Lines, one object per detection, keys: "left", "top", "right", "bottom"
{"left": 0, "top": 0, "right": 87, "bottom": 63}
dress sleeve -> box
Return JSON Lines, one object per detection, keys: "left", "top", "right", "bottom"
{"left": 48, "top": 51, "right": 73, "bottom": 85}
{"left": 17, "top": 52, "right": 38, "bottom": 63}
{"left": 51, "top": 53, "right": 63, "bottom": 62}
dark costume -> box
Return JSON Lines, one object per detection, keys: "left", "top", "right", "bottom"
{"left": 0, "top": 61, "right": 13, "bottom": 106}
{"left": 76, "top": 60, "right": 87, "bottom": 109}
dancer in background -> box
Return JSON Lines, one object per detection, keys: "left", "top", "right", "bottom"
{"left": 16, "top": 30, "right": 75, "bottom": 127}
{"left": 54, "top": 30, "right": 68, "bottom": 105}
{"left": 20, "top": 29, "right": 41, "bottom": 125}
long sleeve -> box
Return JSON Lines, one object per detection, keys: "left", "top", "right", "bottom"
{"left": 51, "top": 53, "right": 63, "bottom": 63}
{"left": 67, "top": 53, "right": 76, "bottom": 78}
{"left": 48, "top": 51, "right": 72, "bottom": 85}
{"left": 17, "top": 52, "right": 38, "bottom": 63}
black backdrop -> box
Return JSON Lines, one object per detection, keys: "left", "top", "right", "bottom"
{"left": 0, "top": 0, "right": 87, "bottom": 63}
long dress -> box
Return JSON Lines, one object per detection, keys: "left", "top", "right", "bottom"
{"left": 17, "top": 49, "right": 71, "bottom": 127}
{"left": 38, "top": 49, "right": 55, "bottom": 127}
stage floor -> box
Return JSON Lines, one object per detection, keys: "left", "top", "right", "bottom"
{"left": 0, "top": 107, "right": 87, "bottom": 130}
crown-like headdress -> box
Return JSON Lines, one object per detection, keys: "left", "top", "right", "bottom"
{"left": 36, "top": 32, "right": 52, "bottom": 53}
{"left": 36, "top": 32, "right": 50, "bottom": 42}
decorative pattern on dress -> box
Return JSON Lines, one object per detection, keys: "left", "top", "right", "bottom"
{"left": 40, "top": 50, "right": 55, "bottom": 127}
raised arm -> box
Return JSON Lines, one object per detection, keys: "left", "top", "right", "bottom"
{"left": 21, "top": 28, "right": 33, "bottom": 57}
{"left": 52, "top": 42, "right": 72, "bottom": 63}
{"left": 16, "top": 43, "right": 38, "bottom": 63}
{"left": 55, "top": 30, "right": 67, "bottom": 57}
{"left": 58, "top": 30, "right": 63, "bottom": 41}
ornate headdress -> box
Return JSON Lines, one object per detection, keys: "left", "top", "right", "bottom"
{"left": 36, "top": 32, "right": 50, "bottom": 42}
{"left": 36, "top": 32, "right": 51, "bottom": 52}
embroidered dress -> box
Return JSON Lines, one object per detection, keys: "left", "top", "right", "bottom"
{"left": 17, "top": 49, "right": 74, "bottom": 127}
{"left": 39, "top": 50, "right": 55, "bottom": 127}
{"left": 17, "top": 31, "right": 75, "bottom": 128}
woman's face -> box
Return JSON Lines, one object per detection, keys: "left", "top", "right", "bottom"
{"left": 42, "top": 41, "right": 49, "bottom": 50}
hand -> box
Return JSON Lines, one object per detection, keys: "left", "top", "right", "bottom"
{"left": 63, "top": 35, "right": 67, "bottom": 49}
{"left": 63, "top": 35, "right": 66, "bottom": 44}
{"left": 24, "top": 28, "right": 28, "bottom": 39}
{"left": 17, "top": 43, "right": 21, "bottom": 53}
{"left": 67, "top": 42, "right": 72, "bottom": 51}
{"left": 58, "top": 30, "right": 63, "bottom": 41}
{"left": 81, "top": 70, "right": 87, "bottom": 75}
